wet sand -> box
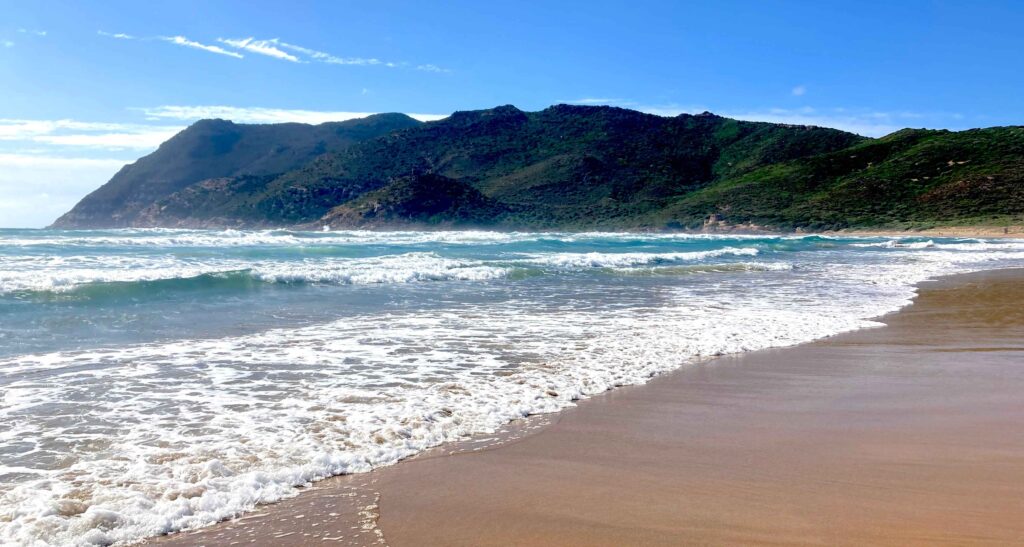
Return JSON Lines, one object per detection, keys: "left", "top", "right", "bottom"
{"left": 153, "top": 269, "right": 1024, "bottom": 546}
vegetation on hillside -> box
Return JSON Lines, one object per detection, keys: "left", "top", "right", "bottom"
{"left": 665, "top": 126, "right": 1024, "bottom": 230}
{"left": 319, "top": 173, "right": 509, "bottom": 228}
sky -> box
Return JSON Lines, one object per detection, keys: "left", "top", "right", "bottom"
{"left": 2, "top": 0, "right": 1023, "bottom": 227}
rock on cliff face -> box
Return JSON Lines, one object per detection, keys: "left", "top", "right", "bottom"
{"left": 50, "top": 114, "right": 422, "bottom": 228}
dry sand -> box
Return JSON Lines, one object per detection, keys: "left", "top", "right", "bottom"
{"left": 153, "top": 269, "right": 1024, "bottom": 546}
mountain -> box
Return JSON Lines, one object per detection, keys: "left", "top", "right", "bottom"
{"left": 50, "top": 113, "right": 423, "bottom": 228}
{"left": 51, "top": 105, "right": 1024, "bottom": 231}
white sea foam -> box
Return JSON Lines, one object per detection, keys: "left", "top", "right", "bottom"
{"left": 851, "top": 239, "right": 935, "bottom": 249}
{"left": 612, "top": 261, "right": 794, "bottom": 275}
{"left": 518, "top": 246, "right": 759, "bottom": 268}
{"left": 0, "top": 246, "right": 763, "bottom": 294}
{"left": 0, "top": 285, "right": 889, "bottom": 546}
{"left": 932, "top": 240, "right": 1024, "bottom": 251}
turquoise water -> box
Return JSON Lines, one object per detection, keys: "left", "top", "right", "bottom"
{"left": 2, "top": 228, "right": 1023, "bottom": 545}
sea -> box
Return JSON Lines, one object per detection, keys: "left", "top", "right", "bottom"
{"left": 2, "top": 228, "right": 1023, "bottom": 545}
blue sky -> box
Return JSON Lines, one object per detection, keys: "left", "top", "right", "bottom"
{"left": 2, "top": 0, "right": 1023, "bottom": 227}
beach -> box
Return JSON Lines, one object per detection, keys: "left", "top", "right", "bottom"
{"left": 838, "top": 226, "right": 1024, "bottom": 239}
{"left": 153, "top": 268, "right": 1024, "bottom": 545}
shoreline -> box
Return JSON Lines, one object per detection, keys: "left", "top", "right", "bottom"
{"left": 152, "top": 267, "right": 1024, "bottom": 545}
{"left": 831, "top": 225, "right": 1024, "bottom": 239}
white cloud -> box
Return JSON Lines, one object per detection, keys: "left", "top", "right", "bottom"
{"left": 0, "top": 154, "right": 130, "bottom": 227}
{"left": 2, "top": 40, "right": 12, "bottom": 48}
{"left": 137, "top": 105, "right": 448, "bottom": 124}
{"left": 246, "top": 38, "right": 423, "bottom": 69}
{"left": 160, "top": 35, "right": 243, "bottom": 59}
{"left": 17, "top": 29, "right": 47, "bottom": 37}
{"left": 98, "top": 30, "right": 135, "bottom": 40}
{"left": 0, "top": 153, "right": 127, "bottom": 169}
{"left": 274, "top": 40, "right": 385, "bottom": 66}
{"left": 217, "top": 37, "right": 299, "bottom": 62}
{"left": 0, "top": 118, "right": 185, "bottom": 150}
{"left": 791, "top": 85, "right": 807, "bottom": 96}
{"left": 32, "top": 129, "right": 182, "bottom": 149}
{"left": 98, "top": 32, "right": 446, "bottom": 72}
{"left": 416, "top": 64, "right": 450, "bottom": 73}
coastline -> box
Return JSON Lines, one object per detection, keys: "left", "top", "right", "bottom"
{"left": 832, "top": 225, "right": 1024, "bottom": 239}
{"left": 152, "top": 267, "right": 1024, "bottom": 546}
{"left": 698, "top": 224, "right": 1024, "bottom": 239}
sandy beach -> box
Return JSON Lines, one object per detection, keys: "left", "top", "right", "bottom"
{"left": 835, "top": 225, "right": 1024, "bottom": 239}
{"left": 154, "top": 268, "right": 1024, "bottom": 546}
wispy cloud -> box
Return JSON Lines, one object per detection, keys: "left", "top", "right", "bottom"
{"left": 160, "top": 35, "right": 243, "bottom": 59}
{"left": 138, "top": 105, "right": 449, "bottom": 124}
{"left": 229, "top": 37, "right": 412, "bottom": 68}
{"left": 98, "top": 31, "right": 243, "bottom": 59}
{"left": 2, "top": 40, "right": 12, "bottom": 48}
{"left": 416, "top": 64, "right": 450, "bottom": 73}
{"left": 791, "top": 85, "right": 807, "bottom": 96}
{"left": 275, "top": 40, "right": 386, "bottom": 65}
{"left": 17, "top": 29, "right": 47, "bottom": 37}
{"left": 0, "top": 118, "right": 185, "bottom": 150}
{"left": 97, "top": 30, "right": 135, "bottom": 40}
{"left": 0, "top": 152, "right": 127, "bottom": 169}
{"left": 217, "top": 37, "right": 299, "bottom": 62}
{"left": 97, "top": 32, "right": 448, "bottom": 72}
{"left": 32, "top": 129, "right": 183, "bottom": 149}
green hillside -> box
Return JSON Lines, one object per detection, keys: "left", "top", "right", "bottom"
{"left": 665, "top": 126, "right": 1024, "bottom": 230}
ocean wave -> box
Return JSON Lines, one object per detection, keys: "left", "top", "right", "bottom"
{"left": 0, "top": 253, "right": 512, "bottom": 295}
{"left": 610, "top": 261, "right": 794, "bottom": 276}
{"left": 250, "top": 253, "right": 511, "bottom": 285}
{"left": 850, "top": 239, "right": 935, "bottom": 249}
{"left": 0, "top": 247, "right": 768, "bottom": 296}
{"left": 0, "top": 228, "right": 835, "bottom": 249}
{"left": 518, "top": 246, "right": 760, "bottom": 268}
